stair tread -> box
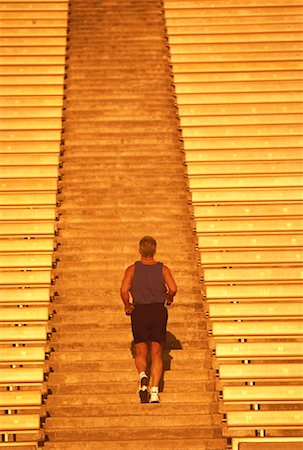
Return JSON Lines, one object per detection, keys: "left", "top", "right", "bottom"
{"left": 44, "top": 440, "right": 226, "bottom": 450}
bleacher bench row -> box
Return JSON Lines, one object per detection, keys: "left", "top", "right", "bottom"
{"left": 0, "top": 0, "right": 69, "bottom": 447}
{"left": 163, "top": 0, "right": 303, "bottom": 448}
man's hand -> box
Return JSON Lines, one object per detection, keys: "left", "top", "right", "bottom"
{"left": 124, "top": 302, "right": 135, "bottom": 315}
{"left": 165, "top": 291, "right": 174, "bottom": 307}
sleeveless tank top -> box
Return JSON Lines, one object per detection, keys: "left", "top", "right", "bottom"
{"left": 130, "top": 261, "right": 167, "bottom": 305}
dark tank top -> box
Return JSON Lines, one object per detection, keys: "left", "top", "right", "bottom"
{"left": 130, "top": 261, "right": 167, "bottom": 305}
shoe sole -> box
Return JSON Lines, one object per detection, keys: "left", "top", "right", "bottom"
{"left": 139, "top": 389, "right": 149, "bottom": 403}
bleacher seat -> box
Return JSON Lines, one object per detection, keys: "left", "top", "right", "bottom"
{"left": 0, "top": 255, "right": 53, "bottom": 269}
{"left": 0, "top": 326, "right": 48, "bottom": 343}
{"left": 0, "top": 288, "right": 51, "bottom": 306}
{"left": 231, "top": 437, "right": 303, "bottom": 450}
{"left": 0, "top": 306, "right": 49, "bottom": 323}
{"left": 226, "top": 410, "right": 303, "bottom": 432}
{"left": 164, "top": 1, "right": 303, "bottom": 445}
{"left": 208, "top": 302, "right": 302, "bottom": 319}
{"left": 223, "top": 385, "right": 303, "bottom": 405}
{"left": 219, "top": 363, "right": 302, "bottom": 382}
{"left": 0, "top": 347, "right": 46, "bottom": 364}
{"left": 0, "top": 368, "right": 44, "bottom": 386}
{"left": 0, "top": 271, "right": 52, "bottom": 286}
{"left": 0, "top": 391, "right": 42, "bottom": 409}
{"left": 211, "top": 320, "right": 303, "bottom": 338}
{"left": 0, "top": 239, "right": 55, "bottom": 253}
{"left": 0, "top": 1, "right": 68, "bottom": 446}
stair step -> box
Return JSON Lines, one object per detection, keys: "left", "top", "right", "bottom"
{"left": 46, "top": 392, "right": 215, "bottom": 406}
{"left": 52, "top": 289, "right": 201, "bottom": 303}
{"left": 49, "top": 360, "right": 209, "bottom": 372}
{"left": 44, "top": 439, "right": 226, "bottom": 450}
{"left": 47, "top": 402, "right": 217, "bottom": 417}
{"left": 48, "top": 366, "right": 211, "bottom": 380}
{"left": 49, "top": 349, "right": 210, "bottom": 362}
{"left": 51, "top": 313, "right": 204, "bottom": 325}
{"left": 51, "top": 331, "right": 208, "bottom": 343}
{"left": 46, "top": 413, "right": 221, "bottom": 429}
{"left": 51, "top": 302, "right": 203, "bottom": 313}
{"left": 51, "top": 339, "right": 208, "bottom": 352}
{"left": 45, "top": 425, "right": 222, "bottom": 441}
{"left": 48, "top": 380, "right": 215, "bottom": 395}
{"left": 50, "top": 320, "right": 204, "bottom": 331}
{"left": 61, "top": 174, "right": 184, "bottom": 180}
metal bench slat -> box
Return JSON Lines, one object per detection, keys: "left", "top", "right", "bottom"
{"left": 215, "top": 341, "right": 303, "bottom": 358}
{"left": 200, "top": 249, "right": 302, "bottom": 266}
{"left": 212, "top": 320, "right": 303, "bottom": 336}
{"left": 0, "top": 390, "right": 41, "bottom": 407}
{"left": 223, "top": 385, "right": 303, "bottom": 402}
{"left": 0, "top": 238, "right": 54, "bottom": 252}
{"left": 0, "top": 325, "right": 47, "bottom": 342}
{"left": 0, "top": 306, "right": 49, "bottom": 322}
{"left": 206, "top": 284, "right": 303, "bottom": 300}
{"left": 219, "top": 363, "right": 303, "bottom": 380}
{"left": 203, "top": 267, "right": 303, "bottom": 283}
{"left": 0, "top": 346, "right": 45, "bottom": 362}
{"left": 0, "top": 414, "right": 40, "bottom": 431}
{"left": 0, "top": 270, "right": 52, "bottom": 285}
{"left": 227, "top": 410, "right": 303, "bottom": 427}
{"left": 0, "top": 208, "right": 56, "bottom": 221}
{"left": 209, "top": 302, "right": 302, "bottom": 319}
{"left": 0, "top": 287, "right": 50, "bottom": 303}
{"left": 0, "top": 254, "right": 53, "bottom": 268}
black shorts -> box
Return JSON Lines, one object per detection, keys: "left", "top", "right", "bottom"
{"left": 131, "top": 303, "right": 168, "bottom": 344}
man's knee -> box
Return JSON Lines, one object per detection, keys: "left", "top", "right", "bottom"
{"left": 151, "top": 341, "right": 162, "bottom": 358}
{"left": 135, "top": 342, "right": 148, "bottom": 357}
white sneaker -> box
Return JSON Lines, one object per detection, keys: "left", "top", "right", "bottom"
{"left": 150, "top": 390, "right": 160, "bottom": 403}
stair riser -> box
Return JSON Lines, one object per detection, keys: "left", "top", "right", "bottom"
{"left": 46, "top": 391, "right": 216, "bottom": 405}
{"left": 46, "top": 402, "right": 217, "bottom": 416}
{"left": 48, "top": 381, "right": 215, "bottom": 395}
{"left": 44, "top": 439, "right": 226, "bottom": 450}
{"left": 49, "top": 349, "right": 210, "bottom": 361}
{"left": 48, "top": 366, "right": 212, "bottom": 379}
{"left": 45, "top": 427, "right": 222, "bottom": 441}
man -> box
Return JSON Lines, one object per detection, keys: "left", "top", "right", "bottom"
{"left": 120, "top": 236, "right": 177, "bottom": 403}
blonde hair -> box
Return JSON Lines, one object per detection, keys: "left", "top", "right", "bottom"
{"left": 139, "top": 236, "right": 157, "bottom": 257}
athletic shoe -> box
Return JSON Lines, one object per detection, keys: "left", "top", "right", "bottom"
{"left": 139, "top": 374, "right": 149, "bottom": 403}
{"left": 150, "top": 390, "right": 160, "bottom": 403}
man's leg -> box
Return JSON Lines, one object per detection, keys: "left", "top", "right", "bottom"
{"left": 150, "top": 341, "right": 162, "bottom": 403}
{"left": 134, "top": 342, "right": 148, "bottom": 374}
{"left": 135, "top": 342, "right": 149, "bottom": 403}
{"left": 150, "top": 341, "right": 163, "bottom": 386}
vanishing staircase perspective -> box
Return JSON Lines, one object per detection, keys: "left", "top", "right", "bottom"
{"left": 43, "top": 0, "right": 226, "bottom": 448}
{"left": 0, "top": 0, "right": 302, "bottom": 449}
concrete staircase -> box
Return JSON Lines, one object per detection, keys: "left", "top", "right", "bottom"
{"left": 44, "top": 0, "right": 226, "bottom": 448}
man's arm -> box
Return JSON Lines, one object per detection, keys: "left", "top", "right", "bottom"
{"left": 162, "top": 265, "right": 177, "bottom": 305}
{"left": 120, "top": 265, "right": 135, "bottom": 315}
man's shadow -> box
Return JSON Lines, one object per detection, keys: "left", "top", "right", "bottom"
{"left": 130, "top": 331, "right": 183, "bottom": 392}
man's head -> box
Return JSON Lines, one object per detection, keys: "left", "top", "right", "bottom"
{"left": 139, "top": 236, "right": 157, "bottom": 257}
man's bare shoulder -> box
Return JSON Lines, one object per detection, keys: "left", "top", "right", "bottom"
{"left": 162, "top": 264, "right": 171, "bottom": 274}
{"left": 125, "top": 264, "right": 135, "bottom": 274}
